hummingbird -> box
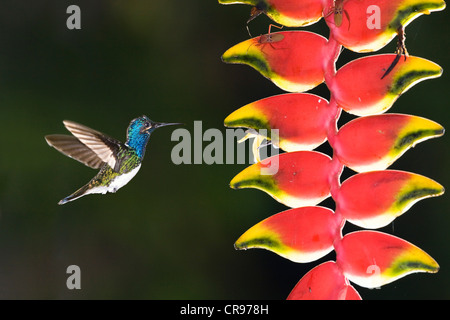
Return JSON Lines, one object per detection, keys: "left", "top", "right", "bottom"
{"left": 45, "top": 115, "right": 180, "bottom": 205}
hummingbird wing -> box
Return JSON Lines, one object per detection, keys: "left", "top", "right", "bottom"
{"left": 45, "top": 134, "right": 105, "bottom": 169}
{"left": 62, "top": 120, "right": 123, "bottom": 172}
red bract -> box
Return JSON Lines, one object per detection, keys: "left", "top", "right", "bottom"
{"left": 230, "top": 151, "right": 338, "bottom": 208}
{"left": 335, "top": 170, "right": 444, "bottom": 229}
{"left": 224, "top": 93, "right": 332, "bottom": 151}
{"left": 330, "top": 54, "right": 442, "bottom": 116}
{"left": 235, "top": 206, "right": 342, "bottom": 263}
{"left": 335, "top": 231, "right": 439, "bottom": 288}
{"left": 218, "top": 0, "right": 324, "bottom": 27}
{"left": 222, "top": 31, "right": 328, "bottom": 92}
{"left": 331, "top": 113, "right": 444, "bottom": 172}
{"left": 220, "top": 0, "right": 444, "bottom": 300}
{"left": 287, "top": 261, "right": 361, "bottom": 300}
{"left": 324, "top": 0, "right": 446, "bottom": 52}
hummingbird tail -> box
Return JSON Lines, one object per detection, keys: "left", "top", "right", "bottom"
{"left": 58, "top": 184, "right": 90, "bottom": 205}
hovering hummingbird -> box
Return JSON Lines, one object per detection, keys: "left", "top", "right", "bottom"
{"left": 45, "top": 115, "right": 180, "bottom": 205}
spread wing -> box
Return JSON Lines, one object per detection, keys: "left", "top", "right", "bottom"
{"left": 45, "top": 120, "right": 124, "bottom": 172}
{"left": 45, "top": 134, "right": 106, "bottom": 169}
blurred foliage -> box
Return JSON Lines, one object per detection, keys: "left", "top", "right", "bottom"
{"left": 0, "top": 0, "right": 448, "bottom": 299}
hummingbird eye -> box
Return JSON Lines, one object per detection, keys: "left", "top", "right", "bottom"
{"left": 139, "top": 121, "right": 152, "bottom": 133}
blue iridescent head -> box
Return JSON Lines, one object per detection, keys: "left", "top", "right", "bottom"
{"left": 126, "top": 115, "right": 181, "bottom": 158}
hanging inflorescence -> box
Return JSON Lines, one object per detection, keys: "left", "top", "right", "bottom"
{"left": 219, "top": 0, "right": 446, "bottom": 299}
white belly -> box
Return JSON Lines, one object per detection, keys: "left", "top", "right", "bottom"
{"left": 88, "top": 164, "right": 141, "bottom": 195}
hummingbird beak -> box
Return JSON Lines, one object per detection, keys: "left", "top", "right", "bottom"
{"left": 151, "top": 122, "right": 183, "bottom": 130}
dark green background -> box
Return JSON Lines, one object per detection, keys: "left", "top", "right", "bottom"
{"left": 0, "top": 0, "right": 448, "bottom": 299}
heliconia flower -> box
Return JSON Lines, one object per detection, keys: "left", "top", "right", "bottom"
{"left": 331, "top": 113, "right": 444, "bottom": 173}
{"left": 220, "top": 0, "right": 445, "bottom": 301}
{"left": 230, "top": 151, "right": 336, "bottom": 208}
{"left": 236, "top": 129, "right": 268, "bottom": 163}
{"left": 234, "top": 206, "right": 342, "bottom": 263}
{"left": 324, "top": 0, "right": 446, "bottom": 52}
{"left": 335, "top": 231, "right": 439, "bottom": 289}
{"left": 218, "top": 0, "right": 324, "bottom": 27}
{"left": 329, "top": 54, "right": 442, "bottom": 116}
{"left": 221, "top": 31, "right": 327, "bottom": 92}
{"left": 224, "top": 93, "right": 332, "bottom": 152}
{"left": 335, "top": 170, "right": 444, "bottom": 229}
{"left": 287, "top": 261, "right": 361, "bottom": 300}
